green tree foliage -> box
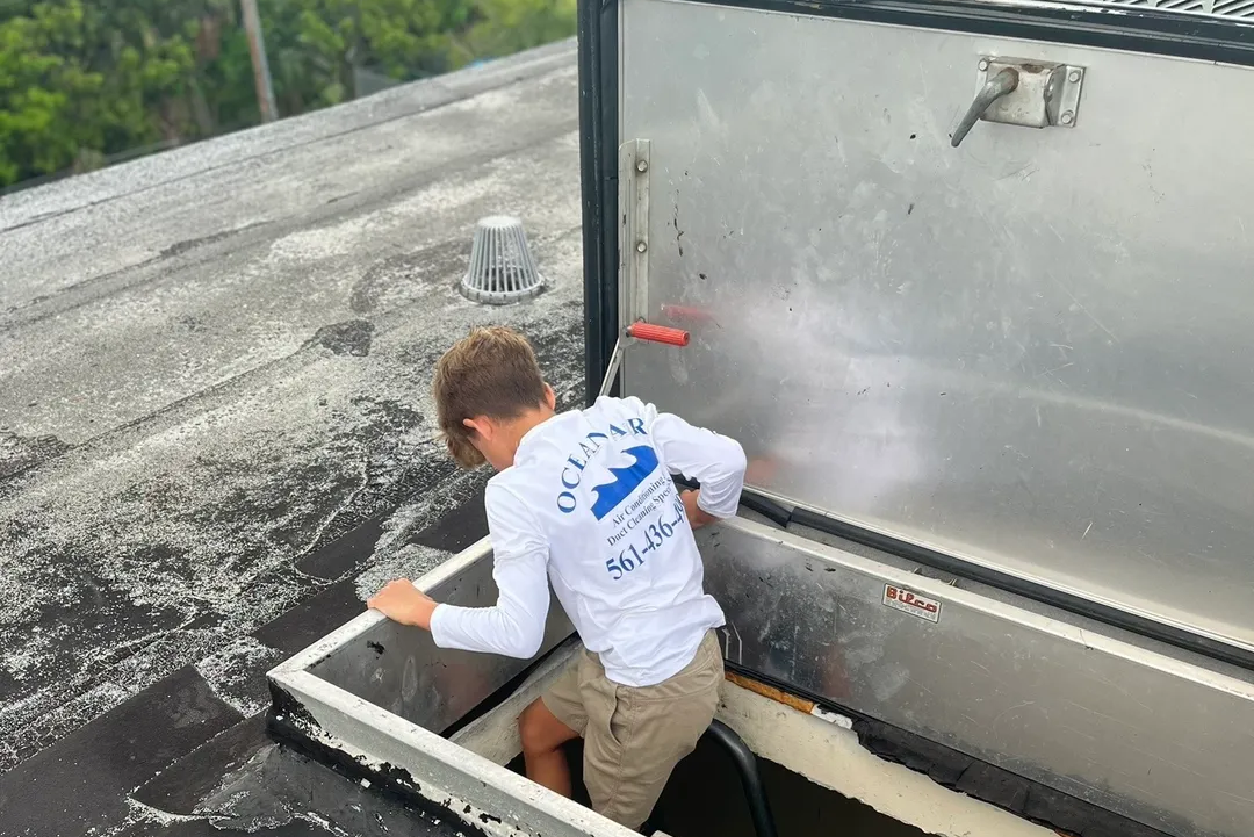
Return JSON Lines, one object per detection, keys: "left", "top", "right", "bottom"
{"left": 0, "top": 0, "right": 575, "bottom": 188}
{"left": 0, "top": 3, "right": 98, "bottom": 185}
{"left": 461, "top": 0, "right": 575, "bottom": 60}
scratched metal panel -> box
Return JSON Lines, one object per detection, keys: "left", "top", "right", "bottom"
{"left": 307, "top": 544, "right": 575, "bottom": 735}
{"left": 701, "top": 518, "right": 1254, "bottom": 837}
{"left": 619, "top": 0, "right": 1254, "bottom": 654}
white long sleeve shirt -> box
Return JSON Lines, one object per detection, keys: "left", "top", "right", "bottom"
{"left": 429, "top": 395, "right": 747, "bottom": 687}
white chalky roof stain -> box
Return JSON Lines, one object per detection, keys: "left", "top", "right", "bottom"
{"left": 0, "top": 40, "right": 585, "bottom": 771}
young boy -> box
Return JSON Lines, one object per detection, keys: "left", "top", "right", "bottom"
{"left": 367, "top": 325, "right": 747, "bottom": 832}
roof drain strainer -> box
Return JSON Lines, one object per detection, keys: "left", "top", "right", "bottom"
{"left": 460, "top": 216, "right": 545, "bottom": 304}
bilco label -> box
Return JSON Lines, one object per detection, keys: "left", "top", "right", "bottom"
{"left": 883, "top": 584, "right": 941, "bottom": 623}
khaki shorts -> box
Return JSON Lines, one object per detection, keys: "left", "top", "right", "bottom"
{"left": 541, "top": 630, "right": 724, "bottom": 831}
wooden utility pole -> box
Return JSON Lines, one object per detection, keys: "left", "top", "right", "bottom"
{"left": 240, "top": 0, "right": 278, "bottom": 122}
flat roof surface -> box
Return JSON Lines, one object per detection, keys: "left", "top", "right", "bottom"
{"left": 0, "top": 39, "right": 582, "bottom": 836}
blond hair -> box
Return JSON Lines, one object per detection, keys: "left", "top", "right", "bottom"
{"left": 432, "top": 326, "right": 547, "bottom": 468}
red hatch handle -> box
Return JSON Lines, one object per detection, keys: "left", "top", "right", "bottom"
{"left": 627, "top": 322, "right": 690, "bottom": 347}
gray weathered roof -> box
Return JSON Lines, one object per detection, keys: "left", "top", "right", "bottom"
{"left": 0, "top": 39, "right": 584, "bottom": 775}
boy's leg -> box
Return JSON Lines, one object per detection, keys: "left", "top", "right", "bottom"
{"left": 582, "top": 631, "right": 724, "bottom": 831}
{"left": 520, "top": 655, "right": 588, "bottom": 797}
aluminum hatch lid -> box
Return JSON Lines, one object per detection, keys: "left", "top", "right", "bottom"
{"left": 577, "top": 0, "right": 1254, "bottom": 667}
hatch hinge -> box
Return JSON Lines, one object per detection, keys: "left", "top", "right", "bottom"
{"left": 618, "top": 139, "right": 651, "bottom": 333}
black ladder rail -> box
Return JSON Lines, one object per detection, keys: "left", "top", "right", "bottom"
{"left": 702, "top": 719, "right": 780, "bottom": 837}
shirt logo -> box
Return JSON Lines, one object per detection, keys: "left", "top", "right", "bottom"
{"left": 591, "top": 445, "right": 659, "bottom": 520}
{"left": 555, "top": 418, "right": 650, "bottom": 515}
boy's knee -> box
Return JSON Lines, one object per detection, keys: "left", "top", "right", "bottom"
{"left": 518, "top": 699, "right": 550, "bottom": 754}
{"left": 519, "top": 696, "right": 581, "bottom": 755}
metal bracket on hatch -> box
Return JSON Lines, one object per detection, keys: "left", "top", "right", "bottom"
{"left": 951, "top": 58, "right": 1086, "bottom": 147}
{"left": 618, "top": 139, "right": 651, "bottom": 330}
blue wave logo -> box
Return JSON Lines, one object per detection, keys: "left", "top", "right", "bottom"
{"left": 590, "top": 445, "right": 659, "bottom": 520}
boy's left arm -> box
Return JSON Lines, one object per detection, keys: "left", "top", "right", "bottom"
{"left": 368, "top": 482, "right": 551, "bottom": 659}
